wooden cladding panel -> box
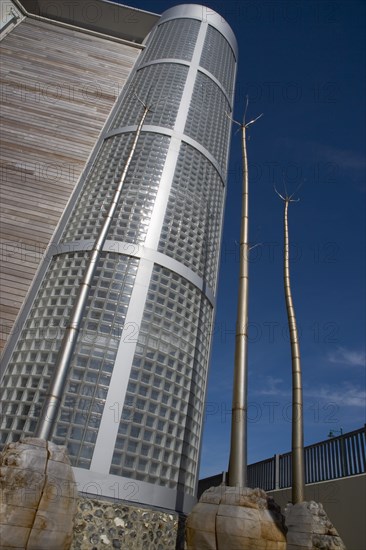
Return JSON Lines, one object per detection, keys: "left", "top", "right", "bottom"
{"left": 0, "top": 18, "right": 141, "bottom": 352}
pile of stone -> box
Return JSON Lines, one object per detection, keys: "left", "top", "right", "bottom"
{"left": 0, "top": 438, "right": 77, "bottom": 550}
{"left": 186, "top": 485, "right": 347, "bottom": 550}
{"left": 285, "top": 501, "right": 346, "bottom": 550}
{"left": 186, "top": 485, "right": 287, "bottom": 550}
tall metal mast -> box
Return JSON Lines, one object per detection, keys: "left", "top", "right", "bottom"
{"left": 227, "top": 103, "right": 262, "bottom": 487}
{"left": 275, "top": 186, "right": 305, "bottom": 503}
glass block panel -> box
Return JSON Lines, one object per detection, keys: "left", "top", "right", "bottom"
{"left": 158, "top": 142, "right": 225, "bottom": 288}
{"left": 0, "top": 251, "right": 139, "bottom": 468}
{"left": 63, "top": 133, "right": 170, "bottom": 244}
{"left": 184, "top": 72, "right": 231, "bottom": 170}
{"left": 112, "top": 63, "right": 188, "bottom": 130}
{"left": 141, "top": 18, "right": 200, "bottom": 63}
{"left": 110, "top": 265, "right": 213, "bottom": 495}
{"left": 200, "top": 25, "right": 236, "bottom": 98}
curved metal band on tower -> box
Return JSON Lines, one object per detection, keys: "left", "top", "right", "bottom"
{"left": 136, "top": 59, "right": 235, "bottom": 108}
{"left": 103, "top": 125, "right": 226, "bottom": 184}
{"left": 51, "top": 240, "right": 216, "bottom": 307}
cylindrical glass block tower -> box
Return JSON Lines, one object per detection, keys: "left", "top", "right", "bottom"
{"left": 0, "top": 5, "right": 237, "bottom": 512}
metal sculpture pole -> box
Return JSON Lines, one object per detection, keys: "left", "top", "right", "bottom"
{"left": 227, "top": 103, "right": 262, "bottom": 487}
{"left": 275, "top": 186, "right": 305, "bottom": 503}
{"left": 35, "top": 100, "right": 150, "bottom": 440}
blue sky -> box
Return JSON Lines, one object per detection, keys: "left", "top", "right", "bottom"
{"left": 116, "top": 0, "right": 366, "bottom": 477}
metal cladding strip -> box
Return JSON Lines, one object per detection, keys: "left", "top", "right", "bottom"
{"left": 143, "top": 135, "right": 181, "bottom": 250}
{"left": 52, "top": 240, "right": 216, "bottom": 306}
{"left": 103, "top": 126, "right": 226, "bottom": 183}
{"left": 90, "top": 257, "right": 154, "bottom": 473}
{"left": 142, "top": 20, "right": 213, "bottom": 497}
{"left": 89, "top": 20, "right": 211, "bottom": 471}
{"left": 144, "top": 21, "right": 208, "bottom": 250}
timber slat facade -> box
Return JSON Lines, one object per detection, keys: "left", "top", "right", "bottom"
{"left": 0, "top": 17, "right": 141, "bottom": 352}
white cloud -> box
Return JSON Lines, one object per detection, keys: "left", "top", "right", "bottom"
{"left": 318, "top": 144, "right": 366, "bottom": 171}
{"left": 327, "top": 347, "right": 366, "bottom": 367}
{"left": 255, "top": 376, "right": 365, "bottom": 409}
{"left": 307, "top": 385, "right": 366, "bottom": 408}
{"left": 254, "top": 376, "right": 290, "bottom": 397}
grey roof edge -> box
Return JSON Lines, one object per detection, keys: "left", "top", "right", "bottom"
{"left": 15, "top": 2, "right": 237, "bottom": 54}
{"left": 15, "top": 0, "right": 160, "bottom": 43}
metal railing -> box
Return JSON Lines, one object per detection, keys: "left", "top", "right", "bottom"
{"left": 247, "top": 426, "right": 366, "bottom": 491}
{"left": 247, "top": 456, "right": 277, "bottom": 491}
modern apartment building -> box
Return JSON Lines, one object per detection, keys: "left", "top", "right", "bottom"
{"left": 0, "top": 0, "right": 237, "bottom": 512}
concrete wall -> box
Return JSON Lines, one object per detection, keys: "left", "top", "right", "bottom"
{"left": 268, "top": 474, "right": 366, "bottom": 550}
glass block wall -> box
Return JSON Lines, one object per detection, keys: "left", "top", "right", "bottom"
{"left": 0, "top": 5, "right": 237, "bottom": 512}
{"left": 1, "top": 252, "right": 139, "bottom": 467}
